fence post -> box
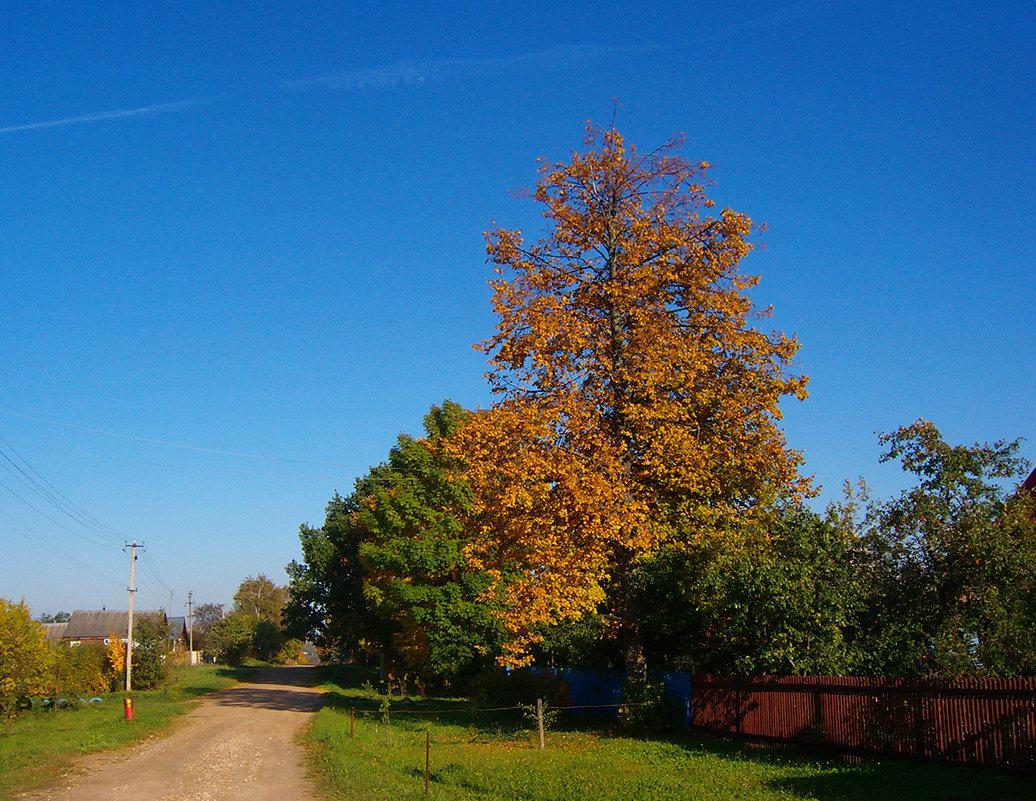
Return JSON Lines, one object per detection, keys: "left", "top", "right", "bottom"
{"left": 537, "top": 697, "right": 545, "bottom": 750}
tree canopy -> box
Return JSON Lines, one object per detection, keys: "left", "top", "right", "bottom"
{"left": 448, "top": 124, "right": 808, "bottom": 673}
{"left": 232, "top": 574, "right": 287, "bottom": 625}
{"left": 850, "top": 420, "right": 1036, "bottom": 676}
{"left": 286, "top": 401, "right": 504, "bottom": 686}
{"left": 0, "top": 599, "right": 52, "bottom": 721}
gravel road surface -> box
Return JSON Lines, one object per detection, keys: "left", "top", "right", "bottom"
{"left": 22, "top": 666, "right": 324, "bottom": 801}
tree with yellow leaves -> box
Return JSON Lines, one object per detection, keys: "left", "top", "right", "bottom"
{"left": 450, "top": 124, "right": 808, "bottom": 678}
{"left": 0, "top": 599, "right": 53, "bottom": 721}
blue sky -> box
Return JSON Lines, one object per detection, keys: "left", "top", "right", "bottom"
{"left": 2, "top": 0, "right": 1033, "bottom": 616}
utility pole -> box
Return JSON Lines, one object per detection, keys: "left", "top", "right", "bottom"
{"left": 186, "top": 591, "right": 194, "bottom": 658}
{"left": 125, "top": 542, "right": 142, "bottom": 692}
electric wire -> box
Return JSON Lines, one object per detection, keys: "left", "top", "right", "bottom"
{"left": 0, "top": 435, "right": 181, "bottom": 611}
{"left": 0, "top": 437, "right": 124, "bottom": 545}
{"left": 4, "top": 440, "right": 345, "bottom": 482}
{"left": 141, "top": 550, "right": 174, "bottom": 598}
{"left": 0, "top": 477, "right": 120, "bottom": 549}
{"left": 1, "top": 409, "right": 352, "bottom": 468}
{"left": 0, "top": 507, "right": 123, "bottom": 586}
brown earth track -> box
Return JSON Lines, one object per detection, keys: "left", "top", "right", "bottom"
{"left": 20, "top": 666, "right": 324, "bottom": 801}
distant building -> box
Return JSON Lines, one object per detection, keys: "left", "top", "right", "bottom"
{"left": 58, "top": 610, "right": 167, "bottom": 647}
{"left": 167, "top": 616, "right": 189, "bottom": 651}
{"left": 41, "top": 622, "right": 69, "bottom": 641}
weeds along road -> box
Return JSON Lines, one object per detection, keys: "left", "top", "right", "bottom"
{"left": 23, "top": 667, "right": 323, "bottom": 801}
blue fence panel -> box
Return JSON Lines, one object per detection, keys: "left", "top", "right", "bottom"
{"left": 658, "top": 671, "right": 693, "bottom": 731}
{"left": 524, "top": 668, "right": 693, "bottom": 729}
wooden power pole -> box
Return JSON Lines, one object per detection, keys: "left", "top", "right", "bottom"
{"left": 125, "top": 542, "right": 141, "bottom": 692}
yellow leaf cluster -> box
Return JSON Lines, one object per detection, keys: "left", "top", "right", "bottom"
{"left": 456, "top": 124, "right": 809, "bottom": 664}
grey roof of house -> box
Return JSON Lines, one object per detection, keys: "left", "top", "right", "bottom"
{"left": 42, "top": 622, "right": 69, "bottom": 641}
{"left": 168, "top": 616, "right": 188, "bottom": 638}
{"left": 63, "top": 610, "right": 166, "bottom": 639}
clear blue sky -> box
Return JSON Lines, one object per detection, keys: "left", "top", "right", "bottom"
{"left": 3, "top": 1, "right": 1033, "bottom": 617}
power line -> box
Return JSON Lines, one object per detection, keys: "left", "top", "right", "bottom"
{"left": 0, "top": 409, "right": 352, "bottom": 468}
{"left": 0, "top": 507, "right": 122, "bottom": 586}
{"left": 0, "top": 477, "right": 121, "bottom": 549}
{"left": 0, "top": 437, "right": 125, "bottom": 544}
{"left": 141, "top": 550, "right": 174, "bottom": 598}
{"left": 4, "top": 440, "right": 347, "bottom": 482}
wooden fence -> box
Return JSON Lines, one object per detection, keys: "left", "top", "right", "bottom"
{"left": 691, "top": 675, "right": 1036, "bottom": 771}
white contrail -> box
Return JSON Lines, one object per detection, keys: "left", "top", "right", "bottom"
{"left": 0, "top": 97, "right": 207, "bottom": 135}
{"left": 0, "top": 44, "right": 644, "bottom": 135}
{"left": 282, "top": 44, "right": 644, "bottom": 92}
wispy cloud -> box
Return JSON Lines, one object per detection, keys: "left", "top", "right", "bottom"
{"left": 282, "top": 44, "right": 649, "bottom": 92}
{"left": 0, "top": 44, "right": 647, "bottom": 135}
{"left": 0, "top": 96, "right": 215, "bottom": 135}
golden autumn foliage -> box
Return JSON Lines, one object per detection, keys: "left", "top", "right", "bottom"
{"left": 106, "top": 630, "right": 125, "bottom": 679}
{"left": 0, "top": 599, "right": 53, "bottom": 720}
{"left": 448, "top": 124, "right": 808, "bottom": 668}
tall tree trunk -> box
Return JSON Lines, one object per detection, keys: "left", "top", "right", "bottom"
{"left": 621, "top": 561, "right": 648, "bottom": 683}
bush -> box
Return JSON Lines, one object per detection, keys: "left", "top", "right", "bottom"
{"left": 275, "top": 638, "right": 304, "bottom": 665}
{"left": 0, "top": 599, "right": 53, "bottom": 721}
{"left": 128, "top": 616, "right": 169, "bottom": 690}
{"left": 51, "top": 644, "right": 108, "bottom": 698}
{"left": 618, "top": 677, "right": 667, "bottom": 732}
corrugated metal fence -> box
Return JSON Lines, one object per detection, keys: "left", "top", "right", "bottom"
{"left": 691, "top": 675, "right": 1036, "bottom": 771}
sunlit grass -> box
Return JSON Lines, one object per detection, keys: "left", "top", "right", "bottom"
{"left": 305, "top": 666, "right": 1035, "bottom": 801}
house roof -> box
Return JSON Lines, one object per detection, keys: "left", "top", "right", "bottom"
{"left": 167, "top": 616, "right": 188, "bottom": 638}
{"left": 42, "top": 622, "right": 69, "bottom": 641}
{"left": 1023, "top": 467, "right": 1036, "bottom": 495}
{"left": 63, "top": 610, "right": 166, "bottom": 640}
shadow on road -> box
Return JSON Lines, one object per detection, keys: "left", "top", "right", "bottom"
{"left": 212, "top": 666, "right": 322, "bottom": 712}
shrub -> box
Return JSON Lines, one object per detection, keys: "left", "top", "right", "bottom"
{"left": 51, "top": 643, "right": 108, "bottom": 698}
{"left": 275, "top": 638, "right": 304, "bottom": 665}
{"left": 129, "top": 616, "right": 170, "bottom": 690}
{"left": 0, "top": 599, "right": 53, "bottom": 721}
{"left": 618, "top": 677, "right": 667, "bottom": 732}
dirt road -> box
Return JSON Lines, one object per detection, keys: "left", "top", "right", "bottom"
{"left": 24, "top": 666, "right": 324, "bottom": 801}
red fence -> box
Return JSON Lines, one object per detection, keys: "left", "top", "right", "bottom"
{"left": 691, "top": 675, "right": 1036, "bottom": 771}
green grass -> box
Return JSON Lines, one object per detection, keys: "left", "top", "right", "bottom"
{"left": 0, "top": 665, "right": 254, "bottom": 800}
{"left": 304, "top": 666, "right": 1036, "bottom": 801}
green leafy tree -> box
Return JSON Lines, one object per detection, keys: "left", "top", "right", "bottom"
{"left": 211, "top": 614, "right": 257, "bottom": 665}
{"left": 356, "top": 401, "right": 504, "bottom": 686}
{"left": 130, "top": 614, "right": 170, "bottom": 689}
{"left": 36, "top": 611, "right": 71, "bottom": 623}
{"left": 233, "top": 574, "right": 288, "bottom": 625}
{"left": 639, "top": 504, "right": 859, "bottom": 674}
{"left": 190, "top": 602, "right": 224, "bottom": 652}
{"left": 853, "top": 421, "right": 1036, "bottom": 677}
{"left": 286, "top": 401, "right": 505, "bottom": 684}
{"left": 213, "top": 576, "right": 290, "bottom": 663}
{"left": 285, "top": 485, "right": 377, "bottom": 660}
{"left": 0, "top": 599, "right": 54, "bottom": 721}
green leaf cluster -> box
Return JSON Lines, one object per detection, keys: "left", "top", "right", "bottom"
{"left": 287, "top": 401, "right": 505, "bottom": 687}
{"left": 848, "top": 421, "right": 1036, "bottom": 676}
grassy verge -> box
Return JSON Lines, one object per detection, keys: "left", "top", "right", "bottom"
{"left": 305, "top": 666, "right": 1034, "bottom": 801}
{"left": 0, "top": 665, "right": 254, "bottom": 800}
